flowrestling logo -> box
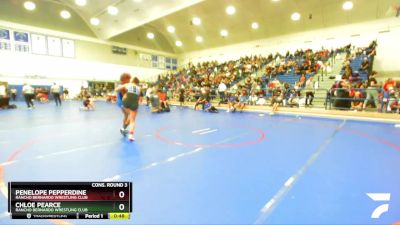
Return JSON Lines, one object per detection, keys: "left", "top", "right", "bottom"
{"left": 367, "top": 193, "right": 391, "bottom": 219}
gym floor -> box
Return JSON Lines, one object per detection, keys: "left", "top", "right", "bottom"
{"left": 0, "top": 101, "right": 399, "bottom": 225}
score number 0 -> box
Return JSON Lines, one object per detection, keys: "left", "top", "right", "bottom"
{"left": 119, "top": 191, "right": 125, "bottom": 211}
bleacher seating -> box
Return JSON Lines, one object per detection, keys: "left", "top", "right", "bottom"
{"left": 340, "top": 54, "right": 372, "bottom": 82}
{"left": 276, "top": 73, "right": 314, "bottom": 85}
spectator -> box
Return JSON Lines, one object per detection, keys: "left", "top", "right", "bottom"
{"left": 218, "top": 81, "right": 227, "bottom": 103}
{"left": 227, "top": 93, "right": 239, "bottom": 112}
{"left": 333, "top": 78, "right": 351, "bottom": 110}
{"left": 80, "top": 95, "right": 95, "bottom": 111}
{"left": 261, "top": 72, "right": 268, "bottom": 86}
{"left": 204, "top": 101, "right": 219, "bottom": 113}
{"left": 63, "top": 88, "right": 69, "bottom": 100}
{"left": 287, "top": 88, "right": 300, "bottom": 107}
{"left": 256, "top": 96, "right": 266, "bottom": 105}
{"left": 381, "top": 78, "right": 396, "bottom": 113}
{"left": 363, "top": 71, "right": 379, "bottom": 110}
{"left": 360, "top": 57, "right": 370, "bottom": 72}
{"left": 36, "top": 90, "right": 49, "bottom": 103}
{"left": 22, "top": 83, "right": 35, "bottom": 109}
{"left": 390, "top": 98, "right": 400, "bottom": 114}
{"left": 238, "top": 89, "right": 248, "bottom": 112}
{"left": 249, "top": 92, "right": 258, "bottom": 105}
{"left": 298, "top": 74, "right": 306, "bottom": 87}
{"left": 51, "top": 82, "right": 62, "bottom": 106}
{"left": 145, "top": 86, "right": 152, "bottom": 106}
{"left": 179, "top": 88, "right": 185, "bottom": 107}
{"left": 349, "top": 71, "right": 361, "bottom": 83}
{"left": 194, "top": 94, "right": 208, "bottom": 111}
{"left": 11, "top": 88, "right": 17, "bottom": 101}
{"left": 342, "top": 63, "right": 353, "bottom": 80}
{"left": 158, "top": 90, "right": 170, "bottom": 112}
{"left": 305, "top": 77, "right": 314, "bottom": 106}
{"left": 351, "top": 84, "right": 364, "bottom": 110}
{"left": 270, "top": 88, "right": 284, "bottom": 114}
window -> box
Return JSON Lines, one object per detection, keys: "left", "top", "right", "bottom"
{"left": 171, "top": 58, "right": 178, "bottom": 70}
{"left": 151, "top": 55, "right": 158, "bottom": 68}
{"left": 158, "top": 56, "right": 165, "bottom": 69}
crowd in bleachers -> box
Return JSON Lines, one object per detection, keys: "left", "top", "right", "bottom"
{"left": 329, "top": 40, "right": 399, "bottom": 113}
{"left": 142, "top": 40, "right": 399, "bottom": 114}
{"left": 155, "top": 55, "right": 268, "bottom": 100}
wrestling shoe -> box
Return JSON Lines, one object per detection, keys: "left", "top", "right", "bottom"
{"left": 120, "top": 128, "right": 128, "bottom": 136}
{"left": 128, "top": 133, "right": 135, "bottom": 142}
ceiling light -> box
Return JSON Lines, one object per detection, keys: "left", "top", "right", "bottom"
{"left": 24, "top": 1, "right": 36, "bottom": 11}
{"left": 272, "top": 0, "right": 280, "bottom": 2}
{"left": 133, "top": 0, "right": 143, "bottom": 2}
{"left": 291, "top": 12, "right": 301, "bottom": 21}
{"left": 251, "top": 22, "right": 259, "bottom": 29}
{"left": 167, "top": 25, "right": 175, "bottom": 33}
{"left": 74, "top": 0, "right": 87, "bottom": 6}
{"left": 107, "top": 6, "right": 119, "bottom": 15}
{"left": 192, "top": 17, "right": 201, "bottom": 26}
{"left": 90, "top": 17, "right": 100, "bottom": 26}
{"left": 147, "top": 32, "right": 155, "bottom": 39}
{"left": 342, "top": 1, "right": 353, "bottom": 10}
{"left": 175, "top": 41, "right": 183, "bottom": 47}
{"left": 60, "top": 10, "right": 71, "bottom": 19}
{"left": 226, "top": 5, "right": 236, "bottom": 15}
{"left": 195, "top": 36, "right": 203, "bottom": 43}
{"left": 220, "top": 29, "right": 228, "bottom": 37}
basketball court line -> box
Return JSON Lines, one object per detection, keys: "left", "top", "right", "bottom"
{"left": 254, "top": 120, "right": 346, "bottom": 224}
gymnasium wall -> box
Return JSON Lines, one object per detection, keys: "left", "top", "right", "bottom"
{"left": 0, "top": 50, "right": 165, "bottom": 97}
{"left": 180, "top": 18, "right": 400, "bottom": 74}
{"left": 0, "top": 20, "right": 176, "bottom": 94}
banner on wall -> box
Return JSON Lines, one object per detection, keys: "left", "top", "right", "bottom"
{"left": 0, "top": 28, "right": 11, "bottom": 51}
{"left": 62, "top": 39, "right": 75, "bottom": 58}
{"left": 0, "top": 29, "right": 10, "bottom": 40}
{"left": 13, "top": 31, "right": 30, "bottom": 53}
{"left": 47, "top": 36, "right": 62, "bottom": 56}
{"left": 31, "top": 34, "right": 47, "bottom": 55}
{"left": 13, "top": 31, "right": 29, "bottom": 42}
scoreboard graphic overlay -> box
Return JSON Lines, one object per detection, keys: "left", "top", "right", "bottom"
{"left": 8, "top": 182, "right": 132, "bottom": 220}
